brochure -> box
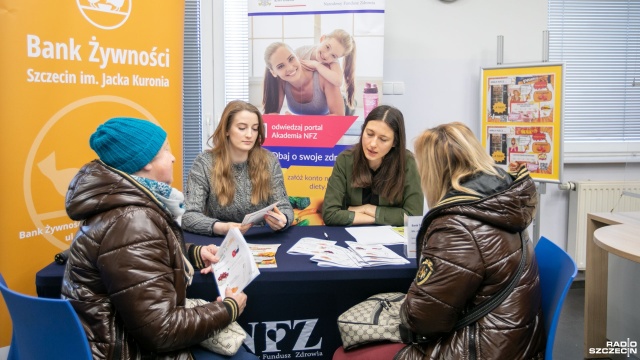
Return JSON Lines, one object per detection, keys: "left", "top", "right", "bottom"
{"left": 242, "top": 202, "right": 280, "bottom": 225}
{"left": 248, "top": 243, "right": 281, "bottom": 268}
{"left": 310, "top": 245, "right": 364, "bottom": 268}
{"left": 287, "top": 237, "right": 337, "bottom": 256}
{"left": 212, "top": 228, "right": 260, "bottom": 299}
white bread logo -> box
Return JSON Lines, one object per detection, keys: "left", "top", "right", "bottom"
{"left": 76, "top": 0, "right": 132, "bottom": 30}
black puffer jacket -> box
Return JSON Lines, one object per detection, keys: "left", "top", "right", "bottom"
{"left": 62, "top": 160, "right": 231, "bottom": 359}
{"left": 398, "top": 167, "right": 545, "bottom": 360}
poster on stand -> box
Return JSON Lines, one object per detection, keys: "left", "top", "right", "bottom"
{"left": 480, "top": 63, "right": 564, "bottom": 183}
{"left": 0, "top": 0, "right": 183, "bottom": 345}
{"left": 248, "top": 0, "right": 385, "bottom": 226}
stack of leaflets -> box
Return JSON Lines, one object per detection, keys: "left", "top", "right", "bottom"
{"left": 287, "top": 237, "right": 336, "bottom": 256}
{"left": 309, "top": 244, "right": 364, "bottom": 268}
{"left": 301, "top": 241, "right": 409, "bottom": 268}
{"left": 345, "top": 241, "right": 410, "bottom": 266}
{"left": 212, "top": 228, "right": 260, "bottom": 299}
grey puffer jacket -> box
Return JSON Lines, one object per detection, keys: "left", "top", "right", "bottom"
{"left": 398, "top": 167, "right": 545, "bottom": 360}
{"left": 62, "top": 160, "right": 233, "bottom": 359}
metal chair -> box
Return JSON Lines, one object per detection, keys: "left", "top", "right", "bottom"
{"left": 0, "top": 272, "right": 92, "bottom": 360}
{"left": 535, "top": 236, "right": 578, "bottom": 360}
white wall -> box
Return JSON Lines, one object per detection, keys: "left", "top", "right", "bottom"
{"left": 378, "top": 1, "right": 639, "bottom": 250}
{"left": 206, "top": 0, "right": 639, "bottom": 347}
{"left": 375, "top": 4, "right": 638, "bottom": 343}
{"left": 206, "top": 0, "right": 638, "bottom": 250}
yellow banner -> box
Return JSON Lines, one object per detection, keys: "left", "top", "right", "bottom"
{"left": 0, "top": 0, "right": 184, "bottom": 345}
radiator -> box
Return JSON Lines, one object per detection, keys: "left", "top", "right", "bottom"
{"left": 567, "top": 181, "right": 640, "bottom": 270}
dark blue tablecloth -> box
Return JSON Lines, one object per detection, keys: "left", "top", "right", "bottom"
{"left": 36, "top": 225, "right": 417, "bottom": 360}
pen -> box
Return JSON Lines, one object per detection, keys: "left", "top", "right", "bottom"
{"left": 324, "top": 232, "right": 330, "bottom": 240}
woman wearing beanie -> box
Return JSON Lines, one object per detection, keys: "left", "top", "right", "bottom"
{"left": 182, "top": 100, "right": 294, "bottom": 236}
{"left": 61, "top": 117, "right": 254, "bottom": 359}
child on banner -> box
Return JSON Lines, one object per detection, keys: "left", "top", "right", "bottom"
{"left": 262, "top": 42, "right": 345, "bottom": 116}
{"left": 296, "top": 29, "right": 357, "bottom": 115}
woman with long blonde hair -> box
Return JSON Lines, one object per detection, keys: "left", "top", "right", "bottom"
{"left": 182, "top": 100, "right": 294, "bottom": 235}
{"left": 396, "top": 122, "right": 544, "bottom": 359}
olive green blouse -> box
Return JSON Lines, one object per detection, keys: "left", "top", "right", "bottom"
{"left": 322, "top": 149, "right": 424, "bottom": 226}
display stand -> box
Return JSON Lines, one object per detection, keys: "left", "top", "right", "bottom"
{"left": 482, "top": 32, "right": 563, "bottom": 244}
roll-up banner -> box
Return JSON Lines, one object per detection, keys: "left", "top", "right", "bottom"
{"left": 248, "top": 0, "right": 386, "bottom": 226}
{"left": 0, "top": 0, "right": 184, "bottom": 344}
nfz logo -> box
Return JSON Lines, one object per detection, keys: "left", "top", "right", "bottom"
{"left": 244, "top": 319, "right": 322, "bottom": 356}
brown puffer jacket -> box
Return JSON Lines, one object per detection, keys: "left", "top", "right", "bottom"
{"left": 62, "top": 160, "right": 231, "bottom": 359}
{"left": 398, "top": 167, "right": 545, "bottom": 360}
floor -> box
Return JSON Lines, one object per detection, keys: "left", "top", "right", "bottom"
{"left": 554, "top": 278, "right": 587, "bottom": 359}
{"left": 554, "top": 273, "right": 638, "bottom": 360}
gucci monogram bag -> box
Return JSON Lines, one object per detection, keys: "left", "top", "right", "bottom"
{"left": 185, "top": 298, "right": 246, "bottom": 356}
{"left": 337, "top": 292, "right": 406, "bottom": 350}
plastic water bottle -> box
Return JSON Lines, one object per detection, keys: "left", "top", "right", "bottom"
{"left": 363, "top": 83, "right": 379, "bottom": 119}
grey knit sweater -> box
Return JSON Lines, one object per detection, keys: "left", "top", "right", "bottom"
{"left": 182, "top": 151, "right": 294, "bottom": 236}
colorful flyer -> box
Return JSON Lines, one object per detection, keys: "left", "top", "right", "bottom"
{"left": 480, "top": 63, "right": 563, "bottom": 183}
{"left": 213, "top": 228, "right": 260, "bottom": 299}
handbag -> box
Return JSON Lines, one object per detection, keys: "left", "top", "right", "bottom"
{"left": 337, "top": 292, "right": 406, "bottom": 350}
{"left": 338, "top": 232, "right": 527, "bottom": 350}
{"left": 185, "top": 298, "right": 246, "bottom": 356}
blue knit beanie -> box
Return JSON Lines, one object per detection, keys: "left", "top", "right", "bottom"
{"left": 90, "top": 117, "right": 167, "bottom": 174}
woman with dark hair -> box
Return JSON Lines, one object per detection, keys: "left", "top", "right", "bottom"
{"left": 182, "top": 100, "right": 294, "bottom": 236}
{"left": 322, "top": 105, "right": 423, "bottom": 226}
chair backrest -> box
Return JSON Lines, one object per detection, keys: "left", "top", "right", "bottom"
{"left": 0, "top": 272, "right": 92, "bottom": 360}
{"left": 534, "top": 236, "right": 578, "bottom": 360}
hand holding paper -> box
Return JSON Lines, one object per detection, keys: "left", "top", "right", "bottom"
{"left": 242, "top": 202, "right": 280, "bottom": 225}
{"left": 212, "top": 228, "right": 260, "bottom": 299}
{"left": 265, "top": 206, "right": 287, "bottom": 230}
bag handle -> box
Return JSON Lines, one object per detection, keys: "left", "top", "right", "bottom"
{"left": 405, "top": 232, "right": 527, "bottom": 344}
{"left": 453, "top": 231, "right": 526, "bottom": 329}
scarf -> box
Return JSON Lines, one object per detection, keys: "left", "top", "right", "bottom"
{"left": 131, "top": 176, "right": 186, "bottom": 225}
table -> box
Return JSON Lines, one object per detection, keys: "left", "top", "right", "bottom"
{"left": 36, "top": 226, "right": 417, "bottom": 360}
{"left": 584, "top": 212, "right": 640, "bottom": 358}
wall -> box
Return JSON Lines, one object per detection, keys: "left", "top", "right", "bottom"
{"left": 206, "top": 0, "right": 639, "bottom": 348}
{"left": 207, "top": 0, "right": 637, "bottom": 253}
{"left": 372, "top": 2, "right": 639, "bottom": 343}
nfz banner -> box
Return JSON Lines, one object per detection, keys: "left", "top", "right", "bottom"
{"left": 0, "top": 0, "right": 184, "bottom": 345}
{"left": 248, "top": 0, "right": 386, "bottom": 228}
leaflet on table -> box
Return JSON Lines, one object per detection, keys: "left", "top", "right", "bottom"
{"left": 241, "top": 201, "right": 280, "bottom": 225}
{"left": 345, "top": 225, "right": 406, "bottom": 245}
{"left": 212, "top": 228, "right": 260, "bottom": 299}
{"left": 391, "top": 227, "right": 405, "bottom": 238}
{"left": 310, "top": 245, "right": 365, "bottom": 268}
{"left": 248, "top": 243, "right": 281, "bottom": 268}
{"left": 287, "top": 237, "right": 337, "bottom": 256}
{"left": 345, "top": 241, "right": 410, "bottom": 266}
